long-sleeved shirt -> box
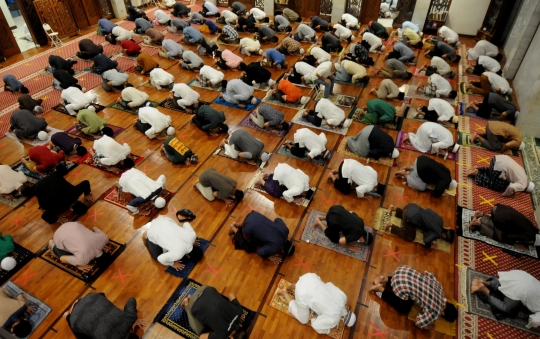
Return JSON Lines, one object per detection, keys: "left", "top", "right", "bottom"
{"left": 121, "top": 87, "right": 150, "bottom": 108}
{"left": 9, "top": 109, "right": 48, "bottom": 139}
{"left": 294, "top": 128, "right": 327, "bottom": 158}
{"left": 275, "top": 15, "right": 290, "bottom": 31}
{"left": 428, "top": 73, "right": 452, "bottom": 97}
{"left": 17, "top": 94, "right": 42, "bottom": 111}
{"left": 228, "top": 130, "right": 263, "bottom": 159}
{"left": 435, "top": 41, "right": 455, "bottom": 57}
{"left": 139, "top": 107, "right": 171, "bottom": 136}
{"left": 427, "top": 98, "right": 455, "bottom": 122}
{"left": 77, "top": 109, "right": 106, "bottom": 134}
{"left": 273, "top": 163, "right": 310, "bottom": 202}
{"left": 112, "top": 26, "right": 133, "bottom": 41}
{"left": 378, "top": 78, "right": 400, "bottom": 99}
{"left": 93, "top": 135, "right": 130, "bottom": 166}
{"left": 200, "top": 66, "right": 224, "bottom": 86}
{"left": 240, "top": 38, "right": 261, "bottom": 55}
{"left": 492, "top": 204, "right": 537, "bottom": 245}
{"left": 484, "top": 72, "right": 512, "bottom": 95}
{"left": 145, "top": 28, "right": 164, "bottom": 45}
{"left": 266, "top": 49, "right": 285, "bottom": 64}
{"left": 203, "top": 1, "right": 219, "bottom": 14}
{"left": 405, "top": 203, "right": 444, "bottom": 246}
{"left": 119, "top": 168, "right": 166, "bottom": 199}
{"left": 295, "top": 61, "right": 316, "bottom": 77}
{"left": 196, "top": 105, "right": 225, "bottom": 131}
{"left": 438, "top": 26, "right": 458, "bottom": 44}
{"left": 430, "top": 56, "right": 451, "bottom": 76}
{"left": 53, "top": 222, "right": 108, "bottom": 266}
{"left": 310, "top": 61, "right": 333, "bottom": 81}
{"left": 231, "top": 1, "right": 247, "bottom": 13}
{"left": 171, "top": 18, "right": 190, "bottom": 31}
{"left": 62, "top": 87, "right": 94, "bottom": 106}
{"left": 172, "top": 83, "right": 200, "bottom": 108}
{"left": 243, "top": 62, "right": 271, "bottom": 84}
{"left": 403, "top": 28, "right": 420, "bottom": 45}
{"left": 224, "top": 79, "right": 254, "bottom": 103}
{"left": 28, "top": 146, "right": 64, "bottom": 171}
{"left": 98, "top": 18, "right": 117, "bottom": 34}
{"left": 221, "top": 10, "right": 238, "bottom": 24}
{"left": 326, "top": 205, "right": 365, "bottom": 243}
{"left": 154, "top": 9, "right": 170, "bottom": 24}
{"left": 277, "top": 80, "right": 301, "bottom": 103}
{"left": 149, "top": 68, "right": 174, "bottom": 90}
{"left": 49, "top": 55, "right": 74, "bottom": 71}
{"left": 467, "top": 40, "right": 499, "bottom": 60}
{"left": 498, "top": 270, "right": 540, "bottom": 326}
{"left": 283, "top": 8, "right": 299, "bottom": 22}
{"left": 0, "top": 166, "right": 27, "bottom": 195}
{"left": 393, "top": 41, "right": 415, "bottom": 61}
{"left": 258, "top": 104, "right": 284, "bottom": 127}
{"left": 364, "top": 99, "right": 396, "bottom": 124}
{"left": 487, "top": 121, "right": 522, "bottom": 150}
{"left": 297, "top": 24, "right": 316, "bottom": 40}
{"left": 342, "top": 60, "right": 367, "bottom": 83}
{"left": 315, "top": 98, "right": 345, "bottom": 126}
{"left": 0, "top": 233, "right": 15, "bottom": 260}
{"left": 242, "top": 211, "right": 288, "bottom": 257}
{"left": 182, "top": 51, "right": 203, "bottom": 68}
{"left": 342, "top": 13, "right": 358, "bottom": 27}
{"left": 310, "top": 47, "right": 330, "bottom": 63}
{"left": 136, "top": 53, "right": 159, "bottom": 73}
{"left": 163, "top": 136, "right": 192, "bottom": 164}
{"left": 135, "top": 18, "right": 153, "bottom": 33}
{"left": 162, "top": 39, "right": 184, "bottom": 57}
{"left": 258, "top": 26, "right": 276, "bottom": 39}
{"left": 362, "top": 32, "right": 382, "bottom": 53}
{"left": 146, "top": 217, "right": 196, "bottom": 266}
{"left": 199, "top": 168, "right": 236, "bottom": 199}
{"left": 310, "top": 16, "right": 329, "bottom": 29}
{"left": 341, "top": 159, "right": 378, "bottom": 197}
{"left": 183, "top": 26, "right": 204, "bottom": 43}
{"left": 222, "top": 24, "right": 238, "bottom": 41}
{"left": 51, "top": 132, "right": 81, "bottom": 153}
{"left": 102, "top": 69, "right": 129, "bottom": 87}
{"left": 53, "top": 69, "right": 78, "bottom": 89}
{"left": 250, "top": 7, "right": 266, "bottom": 21}
{"left": 333, "top": 24, "right": 351, "bottom": 40}
{"left": 402, "top": 21, "right": 420, "bottom": 32}
{"left": 492, "top": 155, "right": 529, "bottom": 196}
{"left": 0, "top": 288, "right": 27, "bottom": 327}
{"left": 222, "top": 49, "right": 243, "bottom": 68}
{"left": 120, "top": 40, "right": 141, "bottom": 54}
{"left": 410, "top": 122, "right": 453, "bottom": 154}
{"left": 477, "top": 55, "right": 501, "bottom": 73}
{"left": 486, "top": 92, "right": 516, "bottom": 116}
{"left": 416, "top": 155, "right": 452, "bottom": 197}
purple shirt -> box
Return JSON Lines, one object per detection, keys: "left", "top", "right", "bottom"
{"left": 51, "top": 132, "right": 82, "bottom": 153}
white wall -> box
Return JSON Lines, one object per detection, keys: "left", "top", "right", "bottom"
{"left": 0, "top": 1, "right": 16, "bottom": 28}
{"left": 411, "top": 0, "right": 430, "bottom": 30}
{"left": 331, "top": 0, "right": 347, "bottom": 23}
{"left": 264, "top": 0, "right": 273, "bottom": 14}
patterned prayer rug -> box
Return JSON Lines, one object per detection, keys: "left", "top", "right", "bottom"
{"left": 159, "top": 99, "right": 212, "bottom": 114}
{"left": 4, "top": 127, "right": 63, "bottom": 146}
{"left": 269, "top": 278, "right": 349, "bottom": 339}
{"left": 76, "top": 72, "right": 103, "bottom": 92}
{"left": 395, "top": 131, "right": 458, "bottom": 160}
{"left": 456, "top": 206, "right": 538, "bottom": 258}
{"left": 0, "top": 90, "right": 21, "bottom": 111}
{"left": 0, "top": 177, "right": 37, "bottom": 208}
{"left": 313, "top": 92, "right": 357, "bottom": 108}
{"left": 99, "top": 186, "right": 175, "bottom": 219}
{"left": 52, "top": 103, "right": 106, "bottom": 116}
{"left": 248, "top": 172, "right": 316, "bottom": 207}
{"left": 408, "top": 303, "right": 456, "bottom": 336}
{"left": 11, "top": 159, "right": 78, "bottom": 181}
{"left": 349, "top": 107, "right": 403, "bottom": 131}
{"left": 405, "top": 78, "right": 457, "bottom": 105}
{"left": 301, "top": 210, "right": 373, "bottom": 262}
{"left": 260, "top": 90, "right": 309, "bottom": 110}
{"left": 154, "top": 278, "right": 257, "bottom": 338}
{"left": 458, "top": 102, "right": 514, "bottom": 124}
{"left": 238, "top": 113, "right": 289, "bottom": 137}
{"left": 2, "top": 281, "right": 51, "bottom": 338}
{"left": 373, "top": 207, "right": 451, "bottom": 253}
{"left": 106, "top": 100, "right": 160, "bottom": 115}
{"left": 292, "top": 110, "right": 349, "bottom": 135}
{"left": 276, "top": 141, "right": 328, "bottom": 166}
{"left": 213, "top": 97, "right": 262, "bottom": 111}
{"left": 457, "top": 116, "right": 488, "bottom": 133}
{"left": 403, "top": 104, "right": 457, "bottom": 129}
{"left": 164, "top": 239, "right": 210, "bottom": 278}
{"left": 521, "top": 135, "right": 540, "bottom": 209}
{"left": 336, "top": 137, "right": 395, "bottom": 167}
{"left": 65, "top": 124, "right": 125, "bottom": 141}
{"left": 456, "top": 146, "right": 534, "bottom": 220}
{"left": 335, "top": 79, "right": 369, "bottom": 88}
{"left": 78, "top": 152, "right": 144, "bottom": 176}
{"left": 188, "top": 78, "right": 224, "bottom": 92}
{"left": 457, "top": 132, "right": 518, "bottom": 156}
{"left": 0, "top": 244, "right": 34, "bottom": 285}
{"left": 38, "top": 239, "right": 125, "bottom": 282}
{"left": 213, "top": 148, "right": 268, "bottom": 168}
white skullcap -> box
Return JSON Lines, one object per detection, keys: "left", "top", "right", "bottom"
{"left": 1, "top": 257, "right": 16, "bottom": 271}
{"left": 299, "top": 48, "right": 305, "bottom": 54}
{"left": 268, "top": 79, "right": 275, "bottom": 87}
{"left": 449, "top": 180, "right": 458, "bottom": 190}
{"left": 300, "top": 97, "right": 309, "bottom": 105}
{"left": 261, "top": 152, "right": 270, "bottom": 162}
{"left": 455, "top": 41, "right": 461, "bottom": 47}
{"left": 507, "top": 88, "right": 513, "bottom": 95}
{"left": 527, "top": 182, "right": 535, "bottom": 193}
{"left": 34, "top": 106, "right": 44, "bottom": 114}
{"left": 154, "top": 197, "right": 166, "bottom": 209}
{"left": 344, "top": 310, "right": 356, "bottom": 327}
{"left": 380, "top": 45, "right": 385, "bottom": 51}
{"left": 258, "top": 49, "right": 264, "bottom": 55}
{"left": 419, "top": 32, "right": 424, "bottom": 37}
{"left": 343, "top": 119, "right": 352, "bottom": 128}
{"left": 334, "top": 62, "right": 341, "bottom": 72}
{"left": 392, "top": 149, "right": 399, "bottom": 158}
{"left": 167, "top": 127, "right": 176, "bottom": 135}
{"left": 519, "top": 142, "right": 525, "bottom": 151}
{"left": 188, "top": 12, "right": 193, "bottom": 17}
{"left": 38, "top": 131, "right": 48, "bottom": 141}
{"left": 87, "top": 105, "right": 96, "bottom": 111}
{"left": 313, "top": 36, "right": 318, "bottom": 42}
{"left": 452, "top": 144, "right": 460, "bottom": 153}
{"left": 451, "top": 116, "right": 459, "bottom": 123}
{"left": 251, "top": 97, "right": 258, "bottom": 105}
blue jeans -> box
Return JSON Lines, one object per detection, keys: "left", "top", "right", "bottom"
{"left": 315, "top": 78, "right": 335, "bottom": 98}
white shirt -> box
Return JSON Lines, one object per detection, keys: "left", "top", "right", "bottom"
{"left": 295, "top": 61, "right": 316, "bottom": 77}
{"left": 0, "top": 165, "right": 27, "bottom": 194}
{"left": 294, "top": 128, "right": 327, "bottom": 158}
{"left": 200, "top": 66, "right": 224, "bottom": 86}
{"left": 121, "top": 87, "right": 150, "bottom": 108}
{"left": 172, "top": 83, "right": 200, "bottom": 108}
{"left": 112, "top": 26, "right": 132, "bottom": 41}
{"left": 289, "top": 273, "right": 348, "bottom": 335}
{"left": 145, "top": 217, "right": 197, "bottom": 266}
{"left": 93, "top": 135, "right": 130, "bottom": 166}
{"left": 162, "top": 0, "right": 175, "bottom": 6}
{"left": 341, "top": 13, "right": 358, "bottom": 26}
{"left": 380, "top": 2, "right": 390, "bottom": 11}
{"left": 119, "top": 168, "right": 166, "bottom": 199}
{"left": 498, "top": 270, "right": 540, "bottom": 328}
{"left": 315, "top": 98, "right": 345, "bottom": 126}
{"left": 484, "top": 72, "right": 512, "bottom": 95}
{"left": 478, "top": 55, "right": 501, "bottom": 73}
{"left": 467, "top": 40, "right": 498, "bottom": 60}
{"left": 310, "top": 47, "right": 330, "bottom": 63}
{"left": 61, "top": 87, "right": 94, "bottom": 106}
{"left": 240, "top": 38, "right": 261, "bottom": 54}
{"left": 221, "top": 9, "right": 237, "bottom": 21}
{"left": 154, "top": 10, "right": 170, "bottom": 24}
{"left": 362, "top": 32, "right": 382, "bottom": 53}
{"left": 310, "top": 61, "right": 333, "bottom": 81}
{"left": 438, "top": 26, "right": 458, "bottom": 44}
{"left": 250, "top": 7, "right": 266, "bottom": 20}
{"left": 333, "top": 24, "right": 351, "bottom": 39}
{"left": 428, "top": 73, "right": 452, "bottom": 97}
{"left": 203, "top": 1, "right": 219, "bottom": 15}
{"left": 430, "top": 56, "right": 451, "bottom": 75}
{"left": 149, "top": 68, "right": 174, "bottom": 90}
{"left": 427, "top": 98, "right": 455, "bottom": 122}
{"left": 102, "top": 69, "right": 129, "bottom": 86}
{"left": 273, "top": 163, "right": 310, "bottom": 203}
{"left": 341, "top": 159, "right": 378, "bottom": 197}
{"left": 138, "top": 107, "right": 171, "bottom": 134}
{"left": 409, "top": 122, "right": 454, "bottom": 154}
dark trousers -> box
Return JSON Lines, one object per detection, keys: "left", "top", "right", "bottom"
{"left": 145, "top": 238, "right": 163, "bottom": 260}
{"left": 52, "top": 245, "right": 73, "bottom": 258}
{"left": 421, "top": 106, "right": 439, "bottom": 122}
{"left": 127, "top": 187, "right": 163, "bottom": 209}
{"left": 290, "top": 143, "right": 307, "bottom": 158}
{"left": 77, "top": 51, "right": 96, "bottom": 60}
{"left": 390, "top": 206, "right": 416, "bottom": 242}
{"left": 480, "top": 125, "right": 504, "bottom": 152}
{"left": 192, "top": 116, "right": 209, "bottom": 131}
{"left": 333, "top": 161, "right": 351, "bottom": 195}
{"left": 305, "top": 110, "right": 323, "bottom": 127}
{"left": 105, "top": 34, "right": 118, "bottom": 45}
{"left": 288, "top": 68, "right": 304, "bottom": 84}
{"left": 216, "top": 59, "right": 229, "bottom": 70}
{"left": 303, "top": 55, "right": 317, "bottom": 66}
{"left": 135, "top": 120, "right": 151, "bottom": 133}
{"left": 381, "top": 276, "right": 414, "bottom": 314}
{"left": 273, "top": 89, "right": 286, "bottom": 102}
{"left": 476, "top": 277, "right": 523, "bottom": 320}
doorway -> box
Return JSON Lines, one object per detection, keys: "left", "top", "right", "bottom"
{"left": 378, "top": 0, "right": 399, "bottom": 28}
{"left": 6, "top": 0, "right": 37, "bottom": 52}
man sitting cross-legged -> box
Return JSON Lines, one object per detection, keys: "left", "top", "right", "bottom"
{"left": 327, "top": 159, "right": 384, "bottom": 198}
{"left": 254, "top": 163, "right": 312, "bottom": 204}
{"left": 314, "top": 205, "right": 373, "bottom": 246}
{"left": 90, "top": 135, "right": 134, "bottom": 174}
{"left": 228, "top": 210, "right": 295, "bottom": 264}
{"left": 281, "top": 128, "right": 330, "bottom": 165}
{"left": 250, "top": 104, "right": 291, "bottom": 134}
{"left": 117, "top": 168, "right": 167, "bottom": 215}
{"left": 218, "top": 129, "right": 270, "bottom": 166}
{"left": 194, "top": 168, "right": 244, "bottom": 207}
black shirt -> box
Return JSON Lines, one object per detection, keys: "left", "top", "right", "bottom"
{"left": 49, "top": 55, "right": 73, "bottom": 71}
{"left": 242, "top": 62, "right": 271, "bottom": 84}
{"left": 53, "top": 69, "right": 78, "bottom": 89}
{"left": 368, "top": 126, "right": 394, "bottom": 159}
{"left": 326, "top": 205, "right": 366, "bottom": 243}
{"left": 416, "top": 155, "right": 452, "bottom": 197}
{"left": 79, "top": 39, "right": 104, "bottom": 57}
{"left": 93, "top": 54, "right": 118, "bottom": 74}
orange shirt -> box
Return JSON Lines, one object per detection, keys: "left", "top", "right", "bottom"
{"left": 278, "top": 80, "right": 301, "bottom": 103}
{"left": 137, "top": 53, "right": 159, "bottom": 73}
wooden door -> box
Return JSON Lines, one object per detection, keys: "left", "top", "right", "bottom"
{"left": 17, "top": 0, "right": 48, "bottom": 46}
{"left": 68, "top": 0, "right": 90, "bottom": 30}
{"left": 304, "top": 0, "right": 321, "bottom": 18}
{"left": 0, "top": 9, "right": 20, "bottom": 57}
{"left": 34, "top": 0, "right": 78, "bottom": 38}
{"left": 81, "top": 0, "right": 102, "bottom": 25}
{"left": 359, "top": 0, "right": 380, "bottom": 24}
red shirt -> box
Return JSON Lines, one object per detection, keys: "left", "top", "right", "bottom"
{"left": 120, "top": 40, "right": 141, "bottom": 54}
{"left": 28, "top": 146, "right": 64, "bottom": 171}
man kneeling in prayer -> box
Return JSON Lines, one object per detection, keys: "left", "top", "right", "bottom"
{"left": 250, "top": 104, "right": 291, "bottom": 134}
{"left": 254, "top": 163, "right": 312, "bottom": 204}
{"left": 402, "top": 121, "right": 460, "bottom": 159}
{"left": 218, "top": 129, "right": 270, "bottom": 166}
{"left": 117, "top": 168, "right": 167, "bottom": 215}
{"left": 133, "top": 106, "right": 175, "bottom": 139}
{"left": 161, "top": 136, "right": 199, "bottom": 165}
{"left": 347, "top": 125, "right": 399, "bottom": 160}
{"left": 90, "top": 135, "right": 134, "bottom": 174}
{"left": 191, "top": 105, "right": 228, "bottom": 136}
{"left": 327, "top": 159, "right": 385, "bottom": 198}
{"left": 281, "top": 128, "right": 331, "bottom": 165}
{"left": 228, "top": 210, "right": 295, "bottom": 264}
{"left": 194, "top": 168, "right": 244, "bottom": 207}
{"left": 315, "top": 205, "right": 373, "bottom": 246}
{"left": 395, "top": 155, "right": 457, "bottom": 198}
{"left": 168, "top": 83, "right": 200, "bottom": 113}
{"left": 301, "top": 99, "right": 351, "bottom": 130}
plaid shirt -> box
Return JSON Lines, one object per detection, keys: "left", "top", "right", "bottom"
{"left": 223, "top": 25, "right": 239, "bottom": 41}
{"left": 391, "top": 265, "right": 446, "bottom": 328}
{"left": 474, "top": 157, "right": 509, "bottom": 192}
{"left": 281, "top": 38, "right": 301, "bottom": 54}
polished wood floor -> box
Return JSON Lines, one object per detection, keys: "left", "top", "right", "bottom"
{"left": 0, "top": 6, "right": 514, "bottom": 339}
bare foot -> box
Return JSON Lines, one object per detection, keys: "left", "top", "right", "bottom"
{"left": 387, "top": 205, "right": 396, "bottom": 215}
{"left": 48, "top": 240, "right": 54, "bottom": 251}
{"left": 369, "top": 283, "right": 383, "bottom": 293}
{"left": 469, "top": 218, "right": 481, "bottom": 228}
{"left": 84, "top": 194, "right": 95, "bottom": 203}
{"left": 467, "top": 168, "right": 478, "bottom": 177}
{"left": 473, "top": 211, "right": 483, "bottom": 219}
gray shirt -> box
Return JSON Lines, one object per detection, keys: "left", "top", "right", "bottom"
{"left": 9, "top": 109, "right": 48, "bottom": 139}
{"left": 297, "top": 24, "right": 315, "bottom": 39}
{"left": 231, "top": 1, "right": 246, "bottom": 12}
{"left": 259, "top": 26, "right": 276, "bottom": 39}
{"left": 437, "top": 41, "right": 455, "bottom": 57}
{"left": 347, "top": 125, "right": 373, "bottom": 157}
{"left": 199, "top": 168, "right": 237, "bottom": 199}
{"left": 135, "top": 18, "right": 153, "bottom": 33}
{"left": 162, "top": 39, "right": 184, "bottom": 56}
{"left": 258, "top": 104, "right": 284, "bottom": 127}
{"left": 275, "top": 15, "right": 290, "bottom": 31}
{"left": 102, "top": 69, "right": 129, "bottom": 86}
{"left": 393, "top": 42, "right": 415, "bottom": 61}
{"left": 171, "top": 18, "right": 189, "bottom": 30}
{"left": 386, "top": 58, "right": 407, "bottom": 72}
{"left": 487, "top": 92, "right": 516, "bottom": 115}
{"left": 182, "top": 51, "right": 203, "bottom": 67}
{"left": 229, "top": 130, "right": 264, "bottom": 159}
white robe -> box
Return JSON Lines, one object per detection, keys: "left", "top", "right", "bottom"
{"left": 93, "top": 135, "right": 131, "bottom": 166}
{"left": 293, "top": 128, "right": 327, "bottom": 158}
{"left": 119, "top": 168, "right": 166, "bottom": 199}
{"left": 409, "top": 122, "right": 453, "bottom": 154}
{"left": 498, "top": 270, "right": 540, "bottom": 328}
{"left": 138, "top": 107, "right": 172, "bottom": 139}
{"left": 172, "top": 83, "right": 200, "bottom": 108}
{"left": 149, "top": 68, "right": 174, "bottom": 90}
{"left": 315, "top": 99, "right": 345, "bottom": 126}
{"left": 427, "top": 98, "right": 455, "bottom": 122}
{"left": 145, "top": 217, "right": 196, "bottom": 266}
{"left": 341, "top": 159, "right": 378, "bottom": 197}
{"left": 273, "top": 163, "right": 310, "bottom": 203}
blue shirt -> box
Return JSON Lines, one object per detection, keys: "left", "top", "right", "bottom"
{"left": 242, "top": 211, "right": 289, "bottom": 258}
{"left": 393, "top": 41, "right": 415, "bottom": 61}
{"left": 266, "top": 49, "right": 285, "bottom": 64}
{"left": 3, "top": 75, "right": 23, "bottom": 91}
{"left": 402, "top": 21, "right": 419, "bottom": 32}
{"left": 98, "top": 19, "right": 117, "bottom": 33}
{"left": 205, "top": 20, "right": 219, "bottom": 34}
{"left": 183, "top": 27, "right": 203, "bottom": 43}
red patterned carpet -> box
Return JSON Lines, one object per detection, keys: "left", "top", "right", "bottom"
{"left": 0, "top": 91, "right": 21, "bottom": 111}
{"left": 76, "top": 72, "right": 103, "bottom": 92}
{"left": 113, "top": 56, "right": 137, "bottom": 72}
{"left": 22, "top": 74, "right": 55, "bottom": 94}
{"left": 457, "top": 116, "right": 489, "bottom": 134}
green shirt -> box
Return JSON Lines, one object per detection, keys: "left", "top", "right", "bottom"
{"left": 77, "top": 109, "right": 107, "bottom": 134}
{"left": 164, "top": 136, "right": 193, "bottom": 164}
{"left": 0, "top": 233, "right": 15, "bottom": 260}
{"left": 365, "top": 99, "right": 396, "bottom": 124}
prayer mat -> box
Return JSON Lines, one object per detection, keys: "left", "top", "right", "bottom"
{"left": 292, "top": 110, "right": 349, "bottom": 135}
{"left": 142, "top": 81, "right": 173, "bottom": 92}
{"left": 457, "top": 116, "right": 488, "bottom": 133}
{"left": 38, "top": 239, "right": 125, "bottom": 283}
{"left": 405, "top": 78, "right": 457, "bottom": 105}
{"left": 349, "top": 107, "right": 403, "bottom": 131}
{"left": 313, "top": 92, "right": 357, "bottom": 108}
{"left": 395, "top": 131, "right": 458, "bottom": 160}
{"left": 456, "top": 206, "right": 538, "bottom": 258}
{"left": 335, "top": 79, "right": 369, "bottom": 88}
{"left": 11, "top": 158, "right": 78, "bottom": 180}
{"left": 52, "top": 103, "right": 106, "bottom": 116}
{"left": 106, "top": 100, "right": 160, "bottom": 115}
{"left": 301, "top": 210, "right": 373, "bottom": 262}
{"left": 77, "top": 152, "right": 144, "bottom": 176}
{"left": 154, "top": 278, "right": 257, "bottom": 338}
{"left": 0, "top": 243, "right": 34, "bottom": 285}
{"left": 404, "top": 105, "right": 457, "bottom": 129}
{"left": 213, "top": 97, "right": 261, "bottom": 111}
{"left": 269, "top": 278, "right": 349, "bottom": 339}
{"left": 65, "top": 124, "right": 124, "bottom": 141}
{"left": 412, "top": 66, "right": 428, "bottom": 78}
{"left": 159, "top": 99, "right": 211, "bottom": 114}
{"left": 140, "top": 45, "right": 161, "bottom": 56}
{"left": 2, "top": 281, "right": 52, "bottom": 338}
{"left": 0, "top": 178, "right": 37, "bottom": 208}
{"left": 99, "top": 186, "right": 175, "bottom": 219}
{"left": 522, "top": 135, "right": 540, "bottom": 209}
{"left": 408, "top": 302, "right": 456, "bottom": 336}
{"left": 248, "top": 172, "right": 316, "bottom": 207}
{"left": 4, "top": 127, "right": 63, "bottom": 146}
{"left": 336, "top": 137, "right": 395, "bottom": 167}
{"left": 457, "top": 132, "right": 518, "bottom": 156}
{"left": 213, "top": 147, "right": 269, "bottom": 168}
{"left": 261, "top": 90, "right": 309, "bottom": 110}
{"left": 164, "top": 238, "right": 210, "bottom": 278}
{"left": 276, "top": 141, "right": 328, "bottom": 166}
{"left": 457, "top": 146, "right": 535, "bottom": 223}
{"left": 238, "top": 113, "right": 289, "bottom": 137}
{"left": 113, "top": 56, "right": 138, "bottom": 72}
{"left": 458, "top": 102, "right": 515, "bottom": 124}
{"left": 188, "top": 78, "right": 224, "bottom": 92}
{"left": 373, "top": 208, "right": 451, "bottom": 253}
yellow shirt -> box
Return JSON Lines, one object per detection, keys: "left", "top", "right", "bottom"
{"left": 403, "top": 28, "right": 420, "bottom": 45}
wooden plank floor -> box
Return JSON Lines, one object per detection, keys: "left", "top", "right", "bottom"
{"left": 0, "top": 5, "right": 516, "bottom": 339}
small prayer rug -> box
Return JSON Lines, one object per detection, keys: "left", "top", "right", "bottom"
{"left": 276, "top": 141, "right": 327, "bottom": 166}
{"left": 106, "top": 100, "right": 160, "bottom": 115}
{"left": 142, "top": 81, "right": 173, "bottom": 91}
{"left": 248, "top": 172, "right": 316, "bottom": 207}
{"left": 38, "top": 239, "right": 125, "bottom": 282}
{"left": 301, "top": 210, "right": 373, "bottom": 262}
{"left": 2, "top": 281, "right": 51, "bottom": 338}
{"left": 408, "top": 303, "right": 456, "bottom": 336}
{"left": 457, "top": 116, "right": 488, "bottom": 133}
{"left": 154, "top": 278, "right": 257, "bottom": 338}
{"left": 269, "top": 278, "right": 349, "bottom": 339}
{"left": 336, "top": 137, "right": 395, "bottom": 167}
{"left": 373, "top": 208, "right": 451, "bottom": 253}
{"left": 213, "top": 147, "right": 269, "bottom": 168}
{"left": 77, "top": 152, "right": 144, "bottom": 176}
{"left": 0, "top": 244, "right": 34, "bottom": 285}
{"left": 335, "top": 79, "right": 369, "bottom": 88}
{"left": 99, "top": 186, "right": 175, "bottom": 219}
{"left": 313, "top": 92, "right": 357, "bottom": 108}
{"left": 213, "top": 97, "right": 262, "bottom": 111}
{"left": 0, "top": 178, "right": 37, "bottom": 208}
{"left": 292, "top": 110, "right": 349, "bottom": 135}
{"left": 457, "top": 132, "right": 518, "bottom": 156}
{"left": 238, "top": 113, "right": 289, "bottom": 137}
{"left": 456, "top": 147, "right": 536, "bottom": 224}
{"left": 456, "top": 206, "right": 538, "bottom": 258}
{"left": 4, "top": 127, "right": 63, "bottom": 146}
{"left": 412, "top": 66, "right": 428, "bottom": 78}
{"left": 52, "top": 103, "right": 106, "bottom": 116}
{"left": 188, "top": 78, "right": 224, "bottom": 92}
{"left": 65, "top": 124, "right": 124, "bottom": 141}
{"left": 403, "top": 105, "right": 457, "bottom": 129}
{"left": 164, "top": 238, "right": 210, "bottom": 278}
{"left": 261, "top": 90, "right": 309, "bottom": 110}
{"left": 405, "top": 78, "right": 457, "bottom": 105}
{"left": 11, "top": 159, "right": 78, "bottom": 181}
{"left": 349, "top": 107, "right": 403, "bottom": 131}
{"left": 522, "top": 135, "right": 540, "bottom": 209}
{"left": 395, "top": 131, "right": 458, "bottom": 160}
{"left": 159, "top": 99, "right": 211, "bottom": 114}
{"left": 458, "top": 102, "right": 514, "bottom": 124}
